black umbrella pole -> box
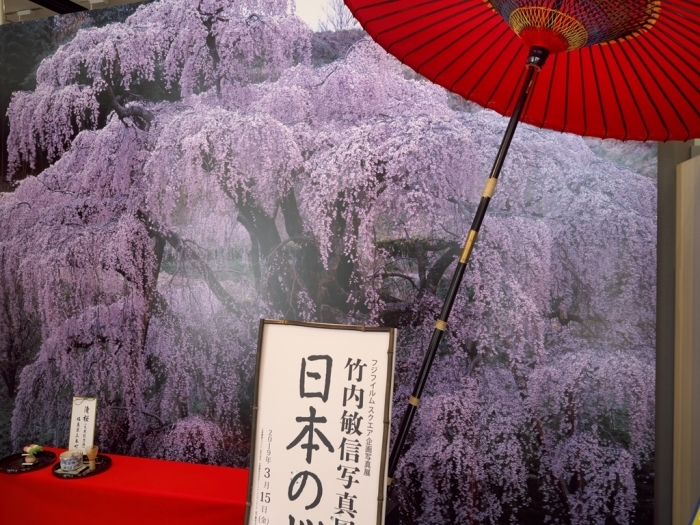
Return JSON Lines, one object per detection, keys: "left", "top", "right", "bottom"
{"left": 386, "top": 47, "right": 549, "bottom": 485}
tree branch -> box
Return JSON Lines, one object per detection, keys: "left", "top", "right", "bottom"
{"left": 382, "top": 272, "right": 417, "bottom": 289}
{"left": 104, "top": 85, "right": 154, "bottom": 131}
{"left": 426, "top": 241, "right": 460, "bottom": 293}
{"left": 136, "top": 211, "right": 241, "bottom": 315}
{"left": 104, "top": 405, "right": 165, "bottom": 427}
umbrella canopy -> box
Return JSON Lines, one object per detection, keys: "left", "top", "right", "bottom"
{"left": 345, "top": 0, "right": 700, "bottom": 141}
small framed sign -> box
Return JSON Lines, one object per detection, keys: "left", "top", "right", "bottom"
{"left": 68, "top": 397, "right": 97, "bottom": 453}
{"left": 246, "top": 320, "right": 396, "bottom": 525}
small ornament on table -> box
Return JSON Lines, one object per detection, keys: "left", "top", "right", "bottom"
{"left": 22, "top": 444, "right": 43, "bottom": 466}
{"left": 86, "top": 445, "right": 99, "bottom": 471}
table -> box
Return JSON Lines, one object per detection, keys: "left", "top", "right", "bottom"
{"left": 0, "top": 447, "right": 249, "bottom": 525}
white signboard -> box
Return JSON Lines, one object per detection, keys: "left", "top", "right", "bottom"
{"left": 246, "top": 320, "right": 396, "bottom": 525}
{"left": 68, "top": 396, "right": 97, "bottom": 453}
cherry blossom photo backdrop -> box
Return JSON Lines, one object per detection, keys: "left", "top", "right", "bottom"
{"left": 0, "top": 1, "right": 656, "bottom": 523}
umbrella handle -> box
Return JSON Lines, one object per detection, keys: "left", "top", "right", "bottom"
{"left": 386, "top": 47, "right": 549, "bottom": 487}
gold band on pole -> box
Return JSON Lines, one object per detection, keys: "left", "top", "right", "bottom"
{"left": 482, "top": 178, "right": 498, "bottom": 198}
{"left": 459, "top": 230, "right": 478, "bottom": 264}
{"left": 387, "top": 477, "right": 393, "bottom": 486}
{"left": 435, "top": 319, "right": 447, "bottom": 331}
{"left": 408, "top": 395, "right": 421, "bottom": 407}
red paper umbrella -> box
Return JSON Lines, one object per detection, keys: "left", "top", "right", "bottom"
{"left": 343, "top": 0, "right": 700, "bottom": 484}
{"left": 346, "top": 0, "right": 700, "bottom": 141}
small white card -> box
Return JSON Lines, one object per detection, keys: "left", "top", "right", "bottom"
{"left": 68, "top": 397, "right": 97, "bottom": 454}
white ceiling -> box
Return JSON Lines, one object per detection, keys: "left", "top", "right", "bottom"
{"left": 1, "top": 0, "right": 141, "bottom": 24}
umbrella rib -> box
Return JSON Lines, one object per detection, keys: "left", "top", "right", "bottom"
{"left": 608, "top": 45, "right": 650, "bottom": 140}
{"left": 643, "top": 32, "right": 700, "bottom": 119}
{"left": 627, "top": 40, "right": 691, "bottom": 139}
{"left": 560, "top": 55, "right": 570, "bottom": 133}
{"left": 587, "top": 47, "right": 607, "bottom": 137}
{"left": 367, "top": 0, "right": 470, "bottom": 39}
{"left": 447, "top": 24, "right": 514, "bottom": 93}
{"left": 467, "top": 31, "right": 520, "bottom": 103}
{"left": 418, "top": 14, "right": 506, "bottom": 87}
{"left": 579, "top": 52, "right": 586, "bottom": 135}
{"left": 617, "top": 44, "right": 671, "bottom": 140}
{"left": 401, "top": 7, "right": 495, "bottom": 69}
{"left": 598, "top": 48, "right": 628, "bottom": 140}
{"left": 682, "top": 0, "right": 700, "bottom": 14}
{"left": 541, "top": 52, "right": 558, "bottom": 126}
{"left": 662, "top": 1, "right": 700, "bottom": 22}
{"left": 351, "top": 0, "right": 433, "bottom": 18}
{"left": 485, "top": 41, "right": 522, "bottom": 110}
{"left": 659, "top": 5, "right": 700, "bottom": 35}
{"left": 649, "top": 12, "right": 698, "bottom": 57}
{"left": 386, "top": 2, "right": 484, "bottom": 58}
{"left": 651, "top": 24, "right": 700, "bottom": 74}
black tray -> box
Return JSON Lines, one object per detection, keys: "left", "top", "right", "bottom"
{"left": 52, "top": 454, "right": 111, "bottom": 479}
{"left": 0, "top": 450, "right": 57, "bottom": 474}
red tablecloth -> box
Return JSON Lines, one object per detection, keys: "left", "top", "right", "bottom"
{"left": 0, "top": 447, "right": 249, "bottom": 525}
